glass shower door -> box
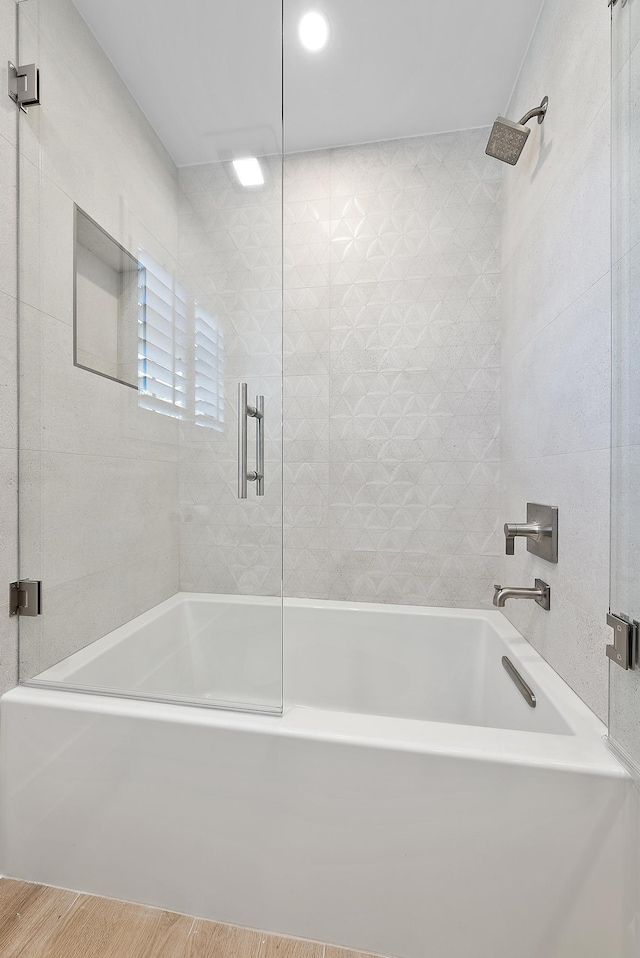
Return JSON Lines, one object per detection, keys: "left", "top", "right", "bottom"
{"left": 16, "top": 0, "right": 283, "bottom": 713}
{"left": 609, "top": 0, "right": 640, "bottom": 766}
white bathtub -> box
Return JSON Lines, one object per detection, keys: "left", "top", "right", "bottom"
{"left": 0, "top": 595, "right": 635, "bottom": 958}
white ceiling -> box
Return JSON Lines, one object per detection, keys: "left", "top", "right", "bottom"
{"left": 72, "top": 0, "right": 544, "bottom": 167}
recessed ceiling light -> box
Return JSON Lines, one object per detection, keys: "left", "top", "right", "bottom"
{"left": 298, "top": 11, "right": 330, "bottom": 53}
{"left": 232, "top": 157, "right": 264, "bottom": 187}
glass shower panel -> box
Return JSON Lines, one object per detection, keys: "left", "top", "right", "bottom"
{"left": 16, "top": 0, "right": 283, "bottom": 713}
{"left": 609, "top": 0, "right": 640, "bottom": 767}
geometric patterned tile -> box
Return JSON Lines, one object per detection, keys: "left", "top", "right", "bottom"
{"left": 178, "top": 126, "right": 500, "bottom": 609}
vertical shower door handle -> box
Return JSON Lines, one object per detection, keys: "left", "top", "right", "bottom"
{"left": 238, "top": 383, "right": 264, "bottom": 499}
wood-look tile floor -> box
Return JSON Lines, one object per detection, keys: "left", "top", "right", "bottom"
{"left": 0, "top": 879, "right": 383, "bottom": 958}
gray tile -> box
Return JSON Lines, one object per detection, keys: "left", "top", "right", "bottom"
{"left": 40, "top": 452, "right": 179, "bottom": 589}
{"left": 0, "top": 0, "right": 17, "bottom": 150}
{"left": 501, "top": 0, "right": 610, "bottom": 263}
{"left": 0, "top": 133, "right": 17, "bottom": 300}
{"left": 0, "top": 604, "right": 18, "bottom": 697}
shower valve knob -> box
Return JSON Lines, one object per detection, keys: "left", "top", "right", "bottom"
{"left": 503, "top": 504, "right": 558, "bottom": 563}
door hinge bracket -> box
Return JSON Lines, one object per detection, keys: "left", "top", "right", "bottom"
{"left": 9, "top": 580, "right": 41, "bottom": 617}
{"left": 606, "top": 612, "right": 637, "bottom": 670}
{"left": 8, "top": 61, "right": 40, "bottom": 111}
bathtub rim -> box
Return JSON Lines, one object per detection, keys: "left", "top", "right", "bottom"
{"left": 14, "top": 593, "right": 622, "bottom": 776}
{"left": 1, "top": 686, "right": 624, "bottom": 780}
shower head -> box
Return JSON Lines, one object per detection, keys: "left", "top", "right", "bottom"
{"left": 485, "top": 96, "right": 548, "bottom": 166}
{"left": 485, "top": 117, "right": 531, "bottom": 166}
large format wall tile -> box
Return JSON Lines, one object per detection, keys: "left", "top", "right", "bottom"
{"left": 500, "top": 0, "right": 610, "bottom": 264}
{"left": 0, "top": 0, "right": 18, "bottom": 697}
{"left": 15, "top": 0, "right": 182, "bottom": 681}
{"left": 501, "top": 101, "right": 610, "bottom": 361}
{"left": 499, "top": 0, "right": 611, "bottom": 720}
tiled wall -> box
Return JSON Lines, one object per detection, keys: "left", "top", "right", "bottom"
{"left": 177, "top": 159, "right": 283, "bottom": 597}
{"left": 499, "top": 0, "right": 612, "bottom": 720}
{"left": 15, "top": 0, "right": 182, "bottom": 679}
{"left": 609, "top": 0, "right": 640, "bottom": 768}
{"left": 0, "top": 0, "right": 19, "bottom": 694}
{"left": 178, "top": 130, "right": 502, "bottom": 608}
{"left": 284, "top": 132, "right": 501, "bottom": 606}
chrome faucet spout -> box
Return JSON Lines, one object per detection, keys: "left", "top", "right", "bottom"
{"left": 493, "top": 579, "right": 551, "bottom": 611}
{"left": 493, "top": 585, "right": 541, "bottom": 607}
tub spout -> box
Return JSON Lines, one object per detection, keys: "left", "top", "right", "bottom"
{"left": 493, "top": 579, "right": 551, "bottom": 611}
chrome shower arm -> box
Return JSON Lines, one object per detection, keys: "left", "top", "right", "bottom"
{"left": 518, "top": 96, "right": 549, "bottom": 127}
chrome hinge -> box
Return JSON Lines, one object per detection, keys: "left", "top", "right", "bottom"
{"left": 606, "top": 612, "right": 637, "bottom": 670}
{"left": 9, "top": 580, "right": 41, "bottom": 617}
{"left": 8, "top": 61, "right": 40, "bottom": 110}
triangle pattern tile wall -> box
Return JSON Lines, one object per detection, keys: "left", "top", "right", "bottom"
{"left": 178, "top": 128, "right": 501, "bottom": 608}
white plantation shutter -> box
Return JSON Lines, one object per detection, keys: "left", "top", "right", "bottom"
{"left": 138, "top": 253, "right": 188, "bottom": 419}
{"left": 194, "top": 304, "right": 225, "bottom": 431}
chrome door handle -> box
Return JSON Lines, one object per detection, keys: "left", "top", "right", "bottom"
{"left": 238, "top": 383, "right": 264, "bottom": 499}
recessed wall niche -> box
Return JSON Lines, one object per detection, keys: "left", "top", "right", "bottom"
{"left": 73, "top": 207, "right": 142, "bottom": 388}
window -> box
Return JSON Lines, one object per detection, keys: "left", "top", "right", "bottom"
{"left": 194, "top": 304, "right": 225, "bottom": 432}
{"left": 138, "top": 254, "right": 224, "bottom": 430}
{"left": 138, "top": 253, "right": 188, "bottom": 420}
